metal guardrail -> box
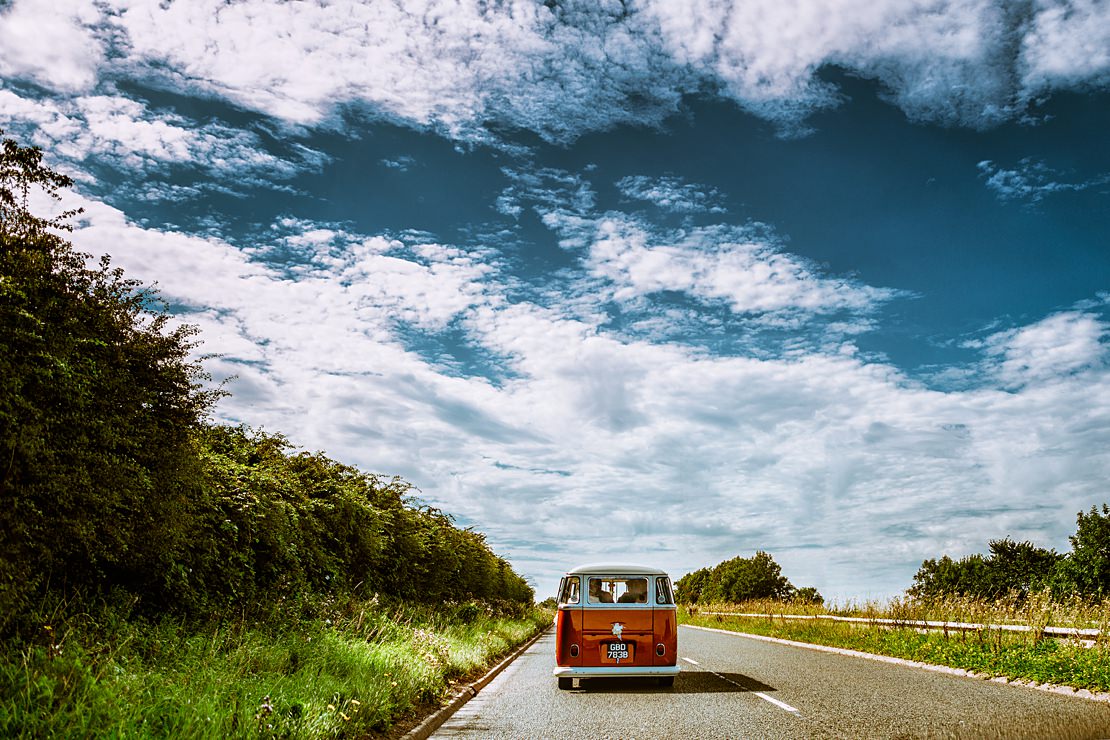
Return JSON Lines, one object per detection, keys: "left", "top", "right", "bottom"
{"left": 698, "top": 612, "right": 1102, "bottom": 638}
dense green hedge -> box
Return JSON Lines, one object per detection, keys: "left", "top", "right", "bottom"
{"left": 0, "top": 132, "right": 531, "bottom": 636}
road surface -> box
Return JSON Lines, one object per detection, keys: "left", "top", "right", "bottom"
{"left": 433, "top": 625, "right": 1110, "bottom": 738}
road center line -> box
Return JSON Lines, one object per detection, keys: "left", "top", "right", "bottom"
{"left": 753, "top": 691, "right": 801, "bottom": 714}
{"left": 681, "top": 657, "right": 800, "bottom": 716}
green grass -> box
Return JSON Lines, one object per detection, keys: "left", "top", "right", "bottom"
{"left": 0, "top": 594, "right": 550, "bottom": 739}
{"left": 681, "top": 598, "right": 1110, "bottom": 692}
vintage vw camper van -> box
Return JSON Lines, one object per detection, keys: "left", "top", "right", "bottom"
{"left": 553, "top": 563, "right": 679, "bottom": 689}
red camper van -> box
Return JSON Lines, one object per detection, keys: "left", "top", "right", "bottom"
{"left": 553, "top": 563, "right": 679, "bottom": 689}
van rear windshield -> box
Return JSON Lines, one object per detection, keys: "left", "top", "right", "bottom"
{"left": 587, "top": 577, "right": 648, "bottom": 604}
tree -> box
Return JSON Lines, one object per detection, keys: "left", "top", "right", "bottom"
{"left": 910, "top": 537, "right": 1062, "bottom": 601}
{"left": 676, "top": 552, "right": 807, "bottom": 604}
{"left": 1059, "top": 505, "right": 1110, "bottom": 599}
{"left": 0, "top": 131, "right": 216, "bottom": 626}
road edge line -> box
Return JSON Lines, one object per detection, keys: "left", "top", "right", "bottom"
{"left": 683, "top": 624, "right": 1110, "bottom": 704}
{"left": 402, "top": 625, "right": 551, "bottom": 740}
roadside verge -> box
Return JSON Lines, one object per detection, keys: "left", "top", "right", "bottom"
{"left": 684, "top": 624, "right": 1110, "bottom": 704}
{"left": 402, "top": 626, "right": 551, "bottom": 739}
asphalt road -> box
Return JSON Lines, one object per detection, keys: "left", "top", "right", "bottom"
{"left": 432, "top": 625, "right": 1110, "bottom": 739}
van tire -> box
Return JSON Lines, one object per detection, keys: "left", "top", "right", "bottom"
{"left": 558, "top": 677, "right": 573, "bottom": 690}
{"left": 657, "top": 676, "right": 674, "bottom": 688}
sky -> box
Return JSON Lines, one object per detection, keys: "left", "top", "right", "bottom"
{"left": 2, "top": 0, "right": 1109, "bottom": 602}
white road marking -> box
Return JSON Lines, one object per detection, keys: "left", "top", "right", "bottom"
{"left": 681, "top": 656, "right": 800, "bottom": 716}
{"left": 753, "top": 691, "right": 801, "bottom": 714}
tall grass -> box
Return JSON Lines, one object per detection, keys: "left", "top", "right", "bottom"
{"left": 688, "top": 591, "right": 1110, "bottom": 632}
{"left": 0, "top": 592, "right": 550, "bottom": 738}
{"left": 681, "top": 594, "right": 1110, "bottom": 692}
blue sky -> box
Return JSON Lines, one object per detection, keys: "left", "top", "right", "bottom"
{"left": 3, "top": 0, "right": 1108, "bottom": 601}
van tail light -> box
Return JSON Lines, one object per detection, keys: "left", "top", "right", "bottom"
{"left": 656, "top": 643, "right": 666, "bottom": 657}
{"left": 570, "top": 644, "right": 579, "bottom": 657}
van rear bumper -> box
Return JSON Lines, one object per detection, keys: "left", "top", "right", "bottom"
{"left": 553, "top": 665, "right": 680, "bottom": 679}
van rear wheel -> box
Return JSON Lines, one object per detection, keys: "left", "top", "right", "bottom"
{"left": 558, "top": 677, "right": 573, "bottom": 690}
{"left": 657, "top": 676, "right": 674, "bottom": 688}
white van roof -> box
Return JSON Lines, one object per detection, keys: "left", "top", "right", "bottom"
{"left": 566, "top": 563, "right": 669, "bottom": 576}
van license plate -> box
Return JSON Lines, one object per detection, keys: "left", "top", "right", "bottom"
{"left": 604, "top": 642, "right": 632, "bottom": 662}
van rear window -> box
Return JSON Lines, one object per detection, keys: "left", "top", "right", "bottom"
{"left": 655, "top": 576, "right": 674, "bottom": 604}
{"left": 587, "top": 577, "right": 648, "bottom": 604}
{"left": 558, "top": 576, "right": 580, "bottom": 605}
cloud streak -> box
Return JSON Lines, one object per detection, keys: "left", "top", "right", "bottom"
{"left": 978, "top": 158, "right": 1110, "bottom": 203}
{"left": 51, "top": 181, "right": 1110, "bottom": 601}
{"left": 2, "top": 0, "right": 1108, "bottom": 144}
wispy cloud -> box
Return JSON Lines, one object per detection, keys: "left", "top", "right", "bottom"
{"left": 978, "top": 158, "right": 1110, "bottom": 202}
{"left": 49, "top": 180, "right": 1110, "bottom": 600}
{"left": 9, "top": 0, "right": 1110, "bottom": 601}
{"left": 3, "top": 1, "right": 1109, "bottom": 143}
{"left": 0, "top": 88, "right": 325, "bottom": 193}
{"left": 616, "top": 175, "right": 727, "bottom": 214}
{"left": 970, "top": 310, "right": 1109, "bottom": 388}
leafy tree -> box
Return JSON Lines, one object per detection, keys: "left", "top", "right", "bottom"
{"left": 985, "top": 538, "right": 1062, "bottom": 597}
{"left": 0, "top": 130, "right": 534, "bottom": 630}
{"left": 1058, "top": 505, "right": 1110, "bottom": 599}
{"left": 0, "top": 132, "right": 215, "bottom": 626}
{"left": 676, "top": 552, "right": 812, "bottom": 604}
{"left": 793, "top": 586, "right": 824, "bottom": 605}
{"left": 675, "top": 567, "right": 710, "bottom": 604}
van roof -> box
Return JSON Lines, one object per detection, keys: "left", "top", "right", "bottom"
{"left": 565, "top": 563, "right": 669, "bottom": 576}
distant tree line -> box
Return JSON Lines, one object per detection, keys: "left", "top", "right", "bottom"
{"left": 675, "top": 551, "right": 823, "bottom": 605}
{"left": 0, "top": 132, "right": 531, "bottom": 635}
{"left": 910, "top": 505, "right": 1110, "bottom": 601}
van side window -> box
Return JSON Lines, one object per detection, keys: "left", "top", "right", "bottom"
{"left": 655, "top": 577, "right": 674, "bottom": 604}
{"left": 558, "top": 576, "right": 580, "bottom": 605}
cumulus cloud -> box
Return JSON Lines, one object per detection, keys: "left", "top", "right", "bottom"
{"left": 1021, "top": 0, "right": 1110, "bottom": 92}
{"left": 3, "top": 0, "right": 1109, "bottom": 143}
{"left": 507, "top": 167, "right": 900, "bottom": 321}
{"left": 0, "top": 0, "right": 104, "bottom": 93}
{"left": 582, "top": 217, "right": 900, "bottom": 315}
{"left": 46, "top": 182, "right": 1110, "bottom": 600}
{"left": 972, "top": 311, "right": 1108, "bottom": 387}
{"left": 9, "top": 0, "right": 1110, "bottom": 600}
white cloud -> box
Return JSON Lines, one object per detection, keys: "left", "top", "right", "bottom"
{"left": 1021, "top": 0, "right": 1110, "bottom": 92}
{"left": 49, "top": 186, "right": 1110, "bottom": 601}
{"left": 0, "top": 88, "right": 322, "bottom": 186}
{"left": 616, "top": 175, "right": 727, "bottom": 214}
{"left": 973, "top": 311, "right": 1108, "bottom": 387}
{"left": 4, "top": 0, "right": 1110, "bottom": 143}
{"left": 0, "top": 0, "right": 104, "bottom": 93}
{"left": 977, "top": 158, "right": 1110, "bottom": 203}
{"left": 572, "top": 215, "right": 900, "bottom": 316}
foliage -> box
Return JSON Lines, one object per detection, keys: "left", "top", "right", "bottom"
{"left": 0, "top": 131, "right": 532, "bottom": 636}
{"left": 675, "top": 551, "right": 821, "bottom": 604}
{"left": 0, "top": 131, "right": 216, "bottom": 626}
{"left": 909, "top": 539, "right": 1062, "bottom": 600}
{"left": 910, "top": 506, "right": 1110, "bottom": 602}
{"left": 1059, "top": 505, "right": 1110, "bottom": 599}
{"left": 0, "top": 591, "right": 549, "bottom": 738}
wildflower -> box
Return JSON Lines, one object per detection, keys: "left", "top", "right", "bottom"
{"left": 327, "top": 704, "right": 335, "bottom": 711}
{"left": 340, "top": 712, "right": 350, "bottom": 721}
{"left": 350, "top": 699, "right": 361, "bottom": 706}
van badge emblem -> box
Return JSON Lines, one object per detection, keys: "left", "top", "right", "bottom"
{"left": 611, "top": 622, "right": 624, "bottom": 638}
